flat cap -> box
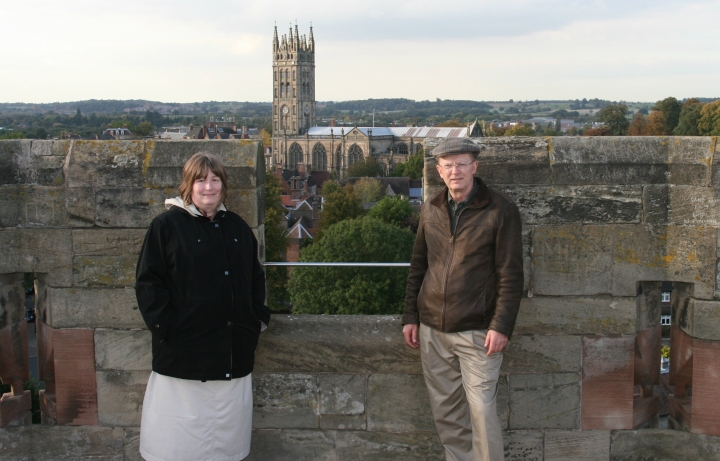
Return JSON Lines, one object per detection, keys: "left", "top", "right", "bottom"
{"left": 432, "top": 138, "right": 480, "bottom": 159}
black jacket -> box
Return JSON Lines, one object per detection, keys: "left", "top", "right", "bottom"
{"left": 136, "top": 205, "right": 269, "bottom": 380}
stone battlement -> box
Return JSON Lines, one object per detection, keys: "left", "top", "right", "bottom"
{"left": 1, "top": 137, "right": 719, "bottom": 460}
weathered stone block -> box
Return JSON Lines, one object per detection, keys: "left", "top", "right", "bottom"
{"left": 0, "top": 229, "right": 73, "bottom": 287}
{"left": 674, "top": 299, "right": 720, "bottom": 340}
{"left": 0, "top": 425, "right": 125, "bottom": 460}
{"left": 503, "top": 430, "right": 544, "bottom": 461}
{"left": 0, "top": 322, "right": 30, "bottom": 390}
{"left": 0, "top": 390, "right": 31, "bottom": 427}
{"left": 254, "top": 315, "right": 421, "bottom": 374}
{"left": 73, "top": 255, "right": 137, "bottom": 288}
{"left": 246, "top": 429, "right": 337, "bottom": 461}
{"left": 318, "top": 374, "right": 366, "bottom": 430}
{"left": 335, "top": 430, "right": 443, "bottom": 461}
{"left": 692, "top": 339, "right": 720, "bottom": 436}
{"left": 636, "top": 282, "right": 662, "bottom": 331}
{"left": 475, "top": 137, "right": 551, "bottom": 186}
{"left": 0, "top": 273, "right": 26, "bottom": 329}
{"left": 252, "top": 373, "right": 319, "bottom": 429}
{"left": 123, "top": 427, "right": 142, "bottom": 461}
{"left": 54, "top": 328, "right": 98, "bottom": 425}
{"left": 66, "top": 187, "right": 95, "bottom": 227}
{"left": 367, "top": 374, "right": 435, "bottom": 432}
{"left": 95, "top": 329, "right": 151, "bottom": 371}
{"left": 0, "top": 140, "right": 68, "bottom": 186}
{"left": 94, "top": 188, "right": 169, "bottom": 228}
{"left": 226, "top": 187, "right": 264, "bottom": 228}
{"left": 43, "top": 286, "right": 142, "bottom": 329}
{"left": 645, "top": 185, "right": 720, "bottom": 226}
{"left": 549, "top": 136, "right": 713, "bottom": 186}
{"left": 610, "top": 429, "right": 720, "bottom": 461}
{"left": 532, "top": 225, "right": 613, "bottom": 296}
{"left": 502, "top": 185, "right": 642, "bottom": 224}
{"left": 612, "top": 225, "right": 717, "bottom": 299}
{"left": 503, "top": 335, "right": 581, "bottom": 374}
{"left": 0, "top": 186, "right": 71, "bottom": 228}
{"left": 67, "top": 140, "right": 147, "bottom": 188}
{"left": 96, "top": 370, "right": 150, "bottom": 427}
{"left": 581, "top": 335, "right": 635, "bottom": 430}
{"left": 514, "top": 296, "right": 636, "bottom": 335}
{"left": 508, "top": 373, "right": 580, "bottom": 429}
{"left": 545, "top": 430, "right": 610, "bottom": 461}
{"left": 72, "top": 229, "right": 146, "bottom": 256}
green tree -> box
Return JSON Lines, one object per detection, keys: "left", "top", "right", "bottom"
{"left": 134, "top": 121, "right": 156, "bottom": 136}
{"left": 347, "top": 156, "right": 383, "bottom": 177}
{"left": 504, "top": 124, "right": 535, "bottom": 136}
{"left": 595, "top": 104, "right": 629, "bottom": 135}
{"left": 652, "top": 97, "right": 682, "bottom": 133}
{"left": 353, "top": 177, "right": 384, "bottom": 203}
{"left": 318, "top": 181, "right": 363, "bottom": 234}
{"left": 674, "top": 98, "right": 704, "bottom": 136}
{"left": 391, "top": 148, "right": 424, "bottom": 179}
{"left": 264, "top": 172, "right": 289, "bottom": 310}
{"left": 368, "top": 196, "right": 415, "bottom": 229}
{"left": 697, "top": 100, "right": 720, "bottom": 136}
{"left": 0, "top": 131, "right": 25, "bottom": 139}
{"left": 288, "top": 217, "right": 414, "bottom": 314}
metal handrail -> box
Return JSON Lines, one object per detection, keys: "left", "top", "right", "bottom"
{"left": 264, "top": 262, "right": 410, "bottom": 267}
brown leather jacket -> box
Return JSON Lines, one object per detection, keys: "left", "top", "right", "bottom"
{"left": 403, "top": 178, "right": 523, "bottom": 337}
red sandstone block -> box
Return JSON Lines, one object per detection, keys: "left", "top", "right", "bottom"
{"left": 670, "top": 326, "right": 693, "bottom": 396}
{"left": 0, "top": 321, "right": 30, "bottom": 391}
{"left": 633, "top": 396, "right": 658, "bottom": 428}
{"left": 39, "top": 390, "right": 57, "bottom": 422}
{"left": 581, "top": 335, "right": 635, "bottom": 430}
{"left": 0, "top": 390, "right": 31, "bottom": 427}
{"left": 691, "top": 339, "right": 720, "bottom": 436}
{"left": 669, "top": 395, "right": 692, "bottom": 431}
{"left": 54, "top": 328, "right": 98, "bottom": 425}
{"left": 36, "top": 320, "right": 56, "bottom": 393}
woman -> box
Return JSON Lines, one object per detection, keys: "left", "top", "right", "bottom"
{"left": 135, "top": 152, "right": 269, "bottom": 461}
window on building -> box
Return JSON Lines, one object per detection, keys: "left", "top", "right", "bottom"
{"left": 662, "top": 292, "right": 671, "bottom": 303}
{"left": 661, "top": 315, "right": 671, "bottom": 326}
{"left": 397, "top": 143, "right": 409, "bottom": 155}
{"left": 312, "top": 143, "right": 327, "bottom": 171}
{"left": 348, "top": 144, "right": 363, "bottom": 166}
{"left": 289, "top": 143, "right": 303, "bottom": 168}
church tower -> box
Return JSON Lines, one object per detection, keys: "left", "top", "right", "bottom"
{"left": 272, "top": 24, "right": 316, "bottom": 168}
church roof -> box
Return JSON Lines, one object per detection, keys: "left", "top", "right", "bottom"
{"left": 306, "top": 126, "right": 471, "bottom": 138}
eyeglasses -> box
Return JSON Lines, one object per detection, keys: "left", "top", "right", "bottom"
{"left": 438, "top": 162, "right": 474, "bottom": 171}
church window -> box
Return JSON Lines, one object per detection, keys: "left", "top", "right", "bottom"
{"left": 312, "top": 144, "right": 327, "bottom": 171}
{"left": 348, "top": 144, "right": 363, "bottom": 166}
{"left": 293, "top": 70, "right": 296, "bottom": 81}
{"left": 275, "top": 121, "right": 278, "bottom": 131}
{"left": 289, "top": 143, "right": 303, "bottom": 168}
{"left": 274, "top": 71, "right": 277, "bottom": 81}
{"left": 293, "top": 105, "right": 296, "bottom": 115}
{"left": 397, "top": 143, "right": 409, "bottom": 155}
{"left": 274, "top": 88, "right": 277, "bottom": 98}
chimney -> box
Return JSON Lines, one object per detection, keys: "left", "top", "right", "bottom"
{"left": 242, "top": 126, "right": 248, "bottom": 138}
{"left": 297, "top": 162, "right": 306, "bottom": 178}
{"left": 330, "top": 118, "right": 335, "bottom": 127}
{"left": 275, "top": 163, "right": 283, "bottom": 176}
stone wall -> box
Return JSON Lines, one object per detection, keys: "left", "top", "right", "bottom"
{"left": 1, "top": 137, "right": 720, "bottom": 460}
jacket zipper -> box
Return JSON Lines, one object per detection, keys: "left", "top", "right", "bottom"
{"left": 441, "top": 207, "right": 467, "bottom": 331}
{"left": 230, "top": 289, "right": 233, "bottom": 378}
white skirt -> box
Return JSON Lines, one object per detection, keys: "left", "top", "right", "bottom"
{"left": 139, "top": 372, "right": 253, "bottom": 461}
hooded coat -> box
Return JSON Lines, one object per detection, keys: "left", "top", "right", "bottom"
{"left": 136, "top": 198, "right": 269, "bottom": 381}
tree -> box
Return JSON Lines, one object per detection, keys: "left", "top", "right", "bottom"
{"left": 504, "top": 124, "right": 535, "bottom": 136}
{"left": 353, "top": 177, "right": 384, "bottom": 203}
{"left": 628, "top": 113, "right": 648, "bottom": 136}
{"left": 288, "top": 217, "right": 414, "bottom": 314}
{"left": 260, "top": 128, "right": 272, "bottom": 147}
{"left": 652, "top": 97, "right": 681, "bottom": 133}
{"left": 134, "top": 121, "right": 156, "bottom": 136}
{"left": 674, "top": 98, "right": 704, "bottom": 136}
{"left": 697, "top": 100, "right": 720, "bottom": 136}
{"left": 645, "top": 112, "right": 668, "bottom": 135}
{"left": 0, "top": 131, "right": 25, "bottom": 139}
{"left": 436, "top": 119, "right": 464, "bottom": 127}
{"left": 582, "top": 126, "right": 611, "bottom": 136}
{"left": 318, "top": 181, "right": 363, "bottom": 234}
{"left": 595, "top": 104, "right": 629, "bottom": 135}
{"left": 368, "top": 196, "right": 415, "bottom": 229}
{"left": 391, "top": 148, "right": 424, "bottom": 179}
{"left": 264, "top": 171, "right": 289, "bottom": 310}
{"left": 347, "top": 156, "right": 383, "bottom": 177}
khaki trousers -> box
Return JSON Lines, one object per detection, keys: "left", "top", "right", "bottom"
{"left": 419, "top": 324, "right": 504, "bottom": 461}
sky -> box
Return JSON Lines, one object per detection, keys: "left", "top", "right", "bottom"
{"left": 1, "top": 0, "right": 719, "bottom": 104}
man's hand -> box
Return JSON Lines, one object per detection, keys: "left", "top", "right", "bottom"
{"left": 484, "top": 330, "right": 508, "bottom": 355}
{"left": 403, "top": 324, "right": 420, "bottom": 349}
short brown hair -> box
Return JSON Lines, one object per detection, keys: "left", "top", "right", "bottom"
{"left": 178, "top": 152, "right": 228, "bottom": 205}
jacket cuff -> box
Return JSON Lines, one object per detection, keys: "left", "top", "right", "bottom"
{"left": 401, "top": 313, "right": 419, "bottom": 325}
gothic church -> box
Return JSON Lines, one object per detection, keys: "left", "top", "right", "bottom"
{"left": 271, "top": 24, "right": 482, "bottom": 176}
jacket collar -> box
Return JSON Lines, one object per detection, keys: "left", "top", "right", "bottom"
{"left": 430, "top": 177, "right": 491, "bottom": 211}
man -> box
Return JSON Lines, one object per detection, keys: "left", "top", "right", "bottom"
{"left": 402, "top": 137, "right": 523, "bottom": 461}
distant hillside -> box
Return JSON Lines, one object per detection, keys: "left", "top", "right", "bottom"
{"left": 0, "top": 100, "right": 271, "bottom": 116}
